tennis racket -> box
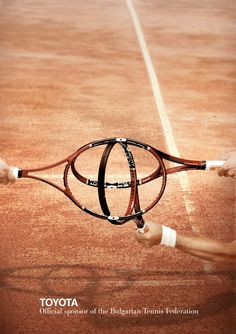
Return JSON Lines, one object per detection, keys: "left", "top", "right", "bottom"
{"left": 10, "top": 137, "right": 224, "bottom": 229}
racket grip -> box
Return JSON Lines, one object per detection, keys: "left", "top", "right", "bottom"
{"left": 205, "top": 160, "right": 225, "bottom": 171}
{"left": 9, "top": 167, "right": 20, "bottom": 178}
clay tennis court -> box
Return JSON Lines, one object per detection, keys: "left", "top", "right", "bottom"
{"left": 0, "top": 0, "right": 235, "bottom": 333}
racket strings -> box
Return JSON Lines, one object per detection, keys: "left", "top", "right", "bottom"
{"left": 19, "top": 137, "right": 208, "bottom": 226}
{"left": 65, "top": 140, "right": 167, "bottom": 227}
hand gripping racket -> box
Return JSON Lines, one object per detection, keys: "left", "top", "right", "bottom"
{"left": 10, "top": 137, "right": 224, "bottom": 229}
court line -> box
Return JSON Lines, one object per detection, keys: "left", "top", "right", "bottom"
{"left": 126, "top": 0, "right": 196, "bottom": 217}
{"left": 126, "top": 0, "right": 212, "bottom": 273}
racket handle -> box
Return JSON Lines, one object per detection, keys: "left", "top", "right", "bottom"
{"left": 9, "top": 167, "right": 20, "bottom": 178}
{"left": 205, "top": 160, "right": 225, "bottom": 171}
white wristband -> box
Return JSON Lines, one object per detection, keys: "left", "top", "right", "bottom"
{"left": 160, "top": 225, "right": 177, "bottom": 247}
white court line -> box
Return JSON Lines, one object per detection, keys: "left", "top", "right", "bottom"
{"left": 127, "top": 1, "right": 212, "bottom": 273}
{"left": 126, "top": 0, "right": 194, "bottom": 215}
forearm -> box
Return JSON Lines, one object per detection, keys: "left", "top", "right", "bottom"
{"left": 176, "top": 234, "right": 236, "bottom": 263}
{"left": 135, "top": 222, "right": 236, "bottom": 263}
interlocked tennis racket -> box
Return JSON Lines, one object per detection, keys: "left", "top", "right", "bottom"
{"left": 10, "top": 137, "right": 224, "bottom": 229}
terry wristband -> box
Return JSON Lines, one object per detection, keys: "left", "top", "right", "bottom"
{"left": 160, "top": 225, "right": 177, "bottom": 247}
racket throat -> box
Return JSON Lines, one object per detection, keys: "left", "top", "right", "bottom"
{"left": 134, "top": 215, "right": 145, "bottom": 228}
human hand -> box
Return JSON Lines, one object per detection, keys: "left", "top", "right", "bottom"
{"left": 218, "top": 151, "right": 236, "bottom": 179}
{"left": 135, "top": 221, "right": 162, "bottom": 248}
{"left": 0, "top": 159, "right": 16, "bottom": 184}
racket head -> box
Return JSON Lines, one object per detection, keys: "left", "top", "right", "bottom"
{"left": 64, "top": 138, "right": 167, "bottom": 224}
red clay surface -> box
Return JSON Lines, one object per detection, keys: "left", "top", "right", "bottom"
{"left": 0, "top": 1, "right": 235, "bottom": 333}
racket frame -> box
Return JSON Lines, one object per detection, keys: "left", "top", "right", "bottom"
{"left": 14, "top": 137, "right": 220, "bottom": 226}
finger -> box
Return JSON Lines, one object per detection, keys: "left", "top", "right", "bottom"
{"left": 0, "top": 170, "right": 7, "bottom": 178}
{"left": 226, "top": 169, "right": 236, "bottom": 178}
{"left": 218, "top": 168, "right": 226, "bottom": 177}
{"left": 218, "top": 166, "right": 231, "bottom": 177}
{"left": 135, "top": 228, "right": 149, "bottom": 240}
{"left": 221, "top": 169, "right": 234, "bottom": 177}
{"left": 7, "top": 170, "right": 16, "bottom": 183}
{"left": 2, "top": 177, "right": 9, "bottom": 185}
{"left": 135, "top": 228, "right": 145, "bottom": 238}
